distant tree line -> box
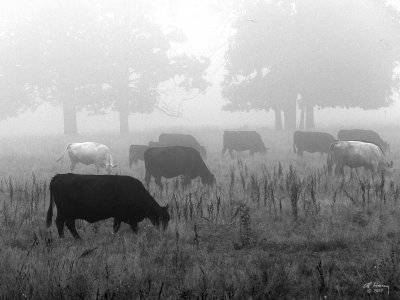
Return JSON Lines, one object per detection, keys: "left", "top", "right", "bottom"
{"left": 0, "top": 0, "right": 210, "bottom": 135}
{"left": 1, "top": 0, "right": 400, "bottom": 134}
{"left": 221, "top": 0, "right": 400, "bottom": 130}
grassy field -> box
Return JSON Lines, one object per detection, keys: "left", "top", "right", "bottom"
{"left": 0, "top": 127, "right": 399, "bottom": 299}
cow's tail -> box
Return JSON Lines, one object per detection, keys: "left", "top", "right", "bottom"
{"left": 46, "top": 186, "right": 54, "bottom": 227}
{"left": 56, "top": 143, "right": 72, "bottom": 162}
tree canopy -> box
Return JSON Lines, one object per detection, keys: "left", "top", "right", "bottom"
{"left": 222, "top": 0, "right": 400, "bottom": 129}
{"left": 0, "top": 0, "right": 210, "bottom": 134}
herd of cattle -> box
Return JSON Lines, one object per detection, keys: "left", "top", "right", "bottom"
{"left": 48, "top": 129, "right": 393, "bottom": 239}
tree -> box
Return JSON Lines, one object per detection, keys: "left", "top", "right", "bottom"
{"left": 85, "top": 0, "right": 210, "bottom": 134}
{"left": 0, "top": 0, "right": 107, "bottom": 135}
{"left": 222, "top": 0, "right": 400, "bottom": 130}
{"left": 0, "top": 1, "right": 42, "bottom": 119}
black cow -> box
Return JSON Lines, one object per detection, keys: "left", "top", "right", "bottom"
{"left": 144, "top": 146, "right": 214, "bottom": 189}
{"left": 46, "top": 174, "right": 170, "bottom": 239}
{"left": 293, "top": 131, "right": 336, "bottom": 156}
{"left": 337, "top": 129, "right": 389, "bottom": 153}
{"left": 129, "top": 145, "right": 148, "bottom": 168}
{"left": 157, "top": 133, "right": 207, "bottom": 159}
{"left": 222, "top": 131, "right": 268, "bottom": 156}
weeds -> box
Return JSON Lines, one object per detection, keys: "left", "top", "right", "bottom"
{"left": 0, "top": 133, "right": 399, "bottom": 299}
{"left": 286, "top": 165, "right": 302, "bottom": 221}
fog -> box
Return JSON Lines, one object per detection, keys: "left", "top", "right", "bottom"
{"left": 1, "top": 0, "right": 400, "bottom": 136}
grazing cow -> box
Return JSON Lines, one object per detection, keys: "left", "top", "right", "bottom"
{"left": 46, "top": 174, "right": 170, "bottom": 239}
{"left": 158, "top": 133, "right": 207, "bottom": 159}
{"left": 338, "top": 129, "right": 389, "bottom": 153}
{"left": 144, "top": 146, "right": 214, "bottom": 189}
{"left": 293, "top": 131, "right": 336, "bottom": 156}
{"left": 222, "top": 131, "right": 268, "bottom": 157}
{"left": 129, "top": 145, "right": 148, "bottom": 168}
{"left": 148, "top": 141, "right": 162, "bottom": 148}
{"left": 329, "top": 141, "right": 393, "bottom": 175}
{"left": 56, "top": 142, "right": 117, "bottom": 173}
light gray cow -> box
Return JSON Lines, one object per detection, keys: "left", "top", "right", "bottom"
{"left": 329, "top": 141, "right": 392, "bottom": 175}
{"left": 56, "top": 142, "right": 117, "bottom": 174}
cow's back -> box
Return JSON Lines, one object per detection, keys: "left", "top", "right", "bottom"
{"left": 293, "top": 131, "right": 335, "bottom": 154}
{"left": 158, "top": 133, "right": 206, "bottom": 158}
{"left": 338, "top": 129, "right": 384, "bottom": 147}
{"left": 144, "top": 146, "right": 208, "bottom": 178}
{"left": 159, "top": 133, "right": 198, "bottom": 148}
{"left": 223, "top": 131, "right": 265, "bottom": 152}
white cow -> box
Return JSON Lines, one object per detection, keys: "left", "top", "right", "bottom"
{"left": 329, "top": 141, "right": 393, "bottom": 175}
{"left": 56, "top": 142, "right": 117, "bottom": 174}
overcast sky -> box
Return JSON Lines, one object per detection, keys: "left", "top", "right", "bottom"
{"left": 1, "top": 0, "right": 400, "bottom": 136}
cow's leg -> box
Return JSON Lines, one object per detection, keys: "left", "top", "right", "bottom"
{"left": 229, "top": 149, "right": 233, "bottom": 158}
{"left": 95, "top": 164, "right": 100, "bottom": 174}
{"left": 113, "top": 218, "right": 121, "bottom": 233}
{"left": 129, "top": 221, "right": 138, "bottom": 233}
{"left": 70, "top": 162, "right": 77, "bottom": 172}
{"left": 363, "top": 166, "right": 372, "bottom": 177}
{"left": 249, "top": 150, "right": 254, "bottom": 157}
{"left": 145, "top": 172, "right": 151, "bottom": 188}
{"left": 155, "top": 176, "right": 163, "bottom": 190}
{"left": 335, "top": 163, "right": 343, "bottom": 176}
{"left": 183, "top": 175, "right": 191, "bottom": 188}
{"left": 55, "top": 214, "right": 65, "bottom": 238}
{"left": 221, "top": 147, "right": 227, "bottom": 156}
{"left": 65, "top": 219, "right": 81, "bottom": 240}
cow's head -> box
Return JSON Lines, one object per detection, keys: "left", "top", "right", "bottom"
{"left": 130, "top": 146, "right": 146, "bottom": 167}
{"left": 261, "top": 147, "right": 270, "bottom": 154}
{"left": 200, "top": 146, "right": 207, "bottom": 159}
{"left": 202, "top": 173, "right": 215, "bottom": 187}
{"left": 152, "top": 205, "right": 170, "bottom": 230}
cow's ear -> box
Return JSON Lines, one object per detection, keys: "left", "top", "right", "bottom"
{"left": 165, "top": 204, "right": 169, "bottom": 210}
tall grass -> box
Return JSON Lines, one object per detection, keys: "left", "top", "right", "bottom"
{"left": 0, "top": 131, "right": 399, "bottom": 299}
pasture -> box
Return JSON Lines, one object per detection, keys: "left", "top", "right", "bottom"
{"left": 0, "top": 127, "right": 400, "bottom": 299}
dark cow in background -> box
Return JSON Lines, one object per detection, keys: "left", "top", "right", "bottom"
{"left": 222, "top": 131, "right": 268, "bottom": 157}
{"left": 144, "top": 146, "right": 214, "bottom": 189}
{"left": 293, "top": 131, "right": 336, "bottom": 156}
{"left": 129, "top": 145, "right": 148, "bottom": 168}
{"left": 47, "top": 174, "right": 170, "bottom": 239}
{"left": 338, "top": 129, "right": 389, "bottom": 154}
{"left": 157, "top": 133, "right": 207, "bottom": 159}
{"left": 329, "top": 141, "right": 393, "bottom": 175}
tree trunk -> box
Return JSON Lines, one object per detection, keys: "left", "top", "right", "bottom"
{"left": 305, "top": 104, "right": 315, "bottom": 129}
{"left": 118, "top": 97, "right": 130, "bottom": 135}
{"left": 283, "top": 102, "right": 296, "bottom": 130}
{"left": 274, "top": 109, "right": 282, "bottom": 130}
{"left": 299, "top": 101, "right": 305, "bottom": 130}
{"left": 62, "top": 99, "right": 78, "bottom": 135}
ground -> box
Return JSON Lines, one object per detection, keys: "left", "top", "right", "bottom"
{"left": 0, "top": 127, "right": 399, "bottom": 299}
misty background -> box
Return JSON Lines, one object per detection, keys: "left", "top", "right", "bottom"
{"left": 1, "top": 0, "right": 400, "bottom": 136}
